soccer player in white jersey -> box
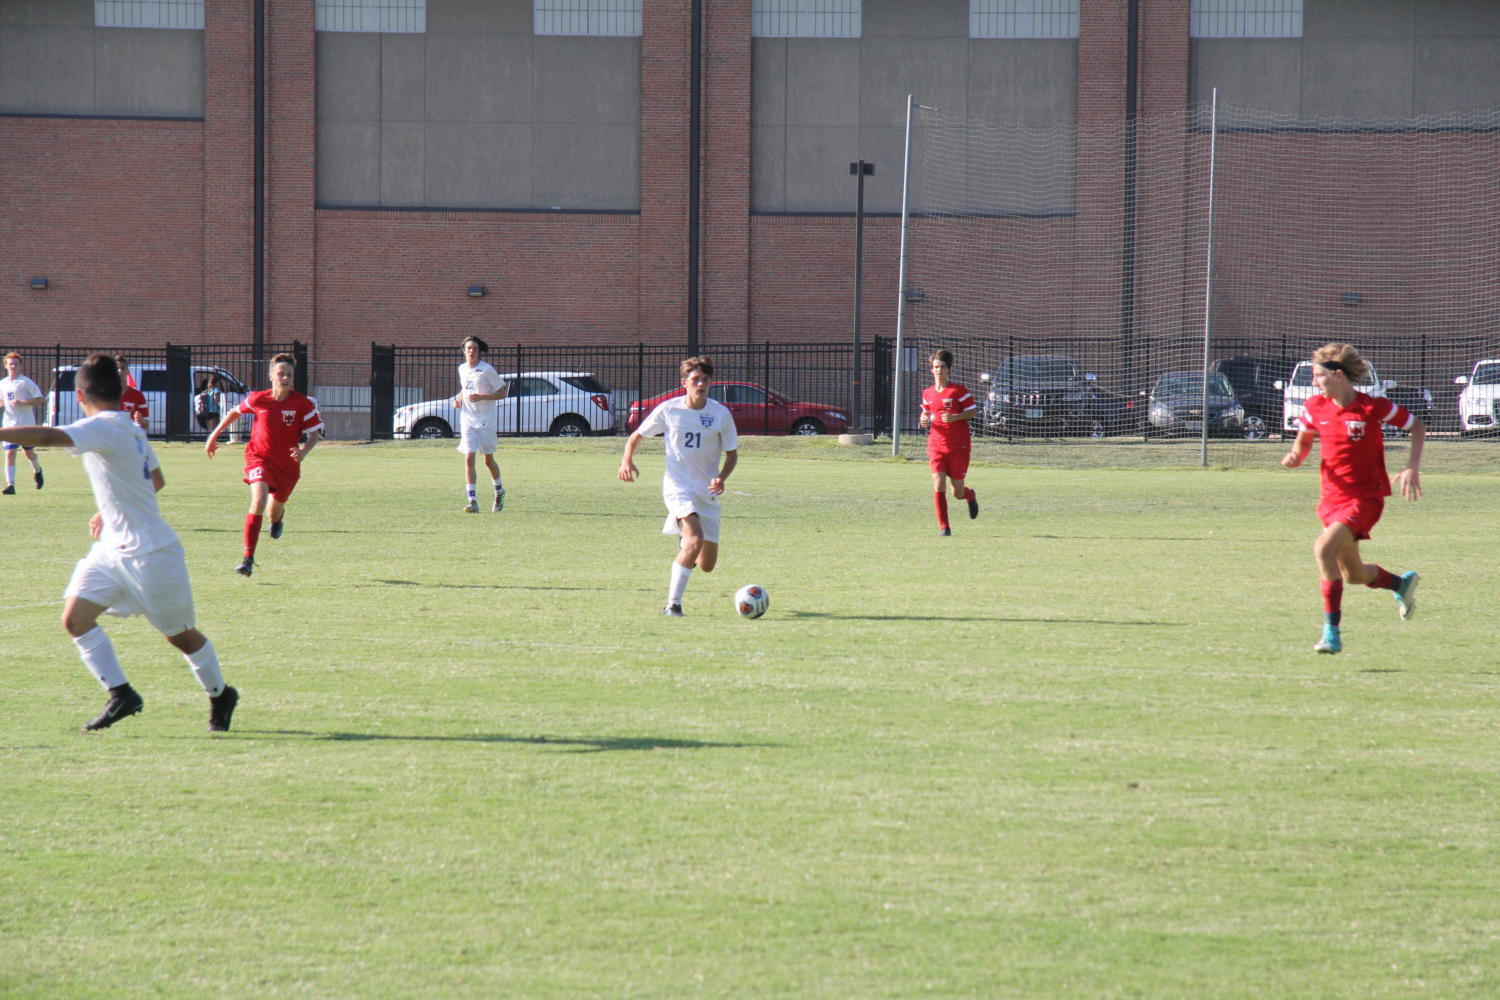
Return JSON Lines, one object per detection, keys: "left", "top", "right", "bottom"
{"left": 453, "top": 336, "right": 509, "bottom": 512}
{"left": 0, "top": 354, "right": 238, "bottom": 733}
{"left": 618, "top": 356, "right": 739, "bottom": 616}
{"left": 1, "top": 352, "right": 45, "bottom": 494}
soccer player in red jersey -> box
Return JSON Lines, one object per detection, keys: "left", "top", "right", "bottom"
{"left": 115, "top": 356, "right": 149, "bottom": 429}
{"left": 204, "top": 353, "right": 323, "bottom": 577}
{"left": 1281, "top": 343, "right": 1424, "bottom": 654}
{"left": 917, "top": 348, "right": 979, "bottom": 536}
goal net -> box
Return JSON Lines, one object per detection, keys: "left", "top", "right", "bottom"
{"left": 897, "top": 100, "right": 1500, "bottom": 467}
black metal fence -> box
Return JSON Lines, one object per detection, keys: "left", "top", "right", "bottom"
{"left": 370, "top": 340, "right": 892, "bottom": 440}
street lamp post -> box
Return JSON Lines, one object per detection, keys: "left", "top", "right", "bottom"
{"left": 850, "top": 159, "right": 874, "bottom": 432}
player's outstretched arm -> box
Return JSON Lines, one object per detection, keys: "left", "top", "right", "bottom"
{"left": 708, "top": 449, "right": 738, "bottom": 496}
{"left": 1394, "top": 417, "right": 1425, "bottom": 500}
{"left": 1281, "top": 431, "right": 1313, "bottom": 469}
{"left": 618, "top": 432, "right": 643, "bottom": 482}
{"left": 0, "top": 426, "right": 72, "bottom": 449}
{"left": 294, "top": 430, "right": 322, "bottom": 463}
{"left": 203, "top": 408, "right": 242, "bottom": 457}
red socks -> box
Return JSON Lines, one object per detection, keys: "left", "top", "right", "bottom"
{"left": 244, "top": 514, "right": 264, "bottom": 559}
{"left": 1320, "top": 579, "right": 1343, "bottom": 624}
{"left": 1367, "top": 567, "right": 1398, "bottom": 591}
{"left": 933, "top": 492, "right": 949, "bottom": 530}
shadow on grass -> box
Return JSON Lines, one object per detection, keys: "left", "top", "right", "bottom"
{"left": 243, "top": 730, "right": 780, "bottom": 753}
{"left": 788, "top": 610, "right": 1178, "bottom": 626}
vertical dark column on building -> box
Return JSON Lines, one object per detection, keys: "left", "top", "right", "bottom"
{"left": 687, "top": 0, "right": 702, "bottom": 354}
{"left": 253, "top": 0, "right": 265, "bottom": 358}
{"left": 1118, "top": 0, "right": 1140, "bottom": 386}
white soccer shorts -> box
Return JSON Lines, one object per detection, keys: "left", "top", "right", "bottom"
{"left": 65, "top": 541, "right": 197, "bottom": 636}
{"left": 661, "top": 489, "right": 721, "bottom": 544}
{"left": 456, "top": 425, "right": 498, "bottom": 455}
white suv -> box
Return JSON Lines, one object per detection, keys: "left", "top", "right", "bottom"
{"left": 1275, "top": 361, "right": 1391, "bottom": 434}
{"left": 1454, "top": 359, "right": 1500, "bottom": 436}
{"left": 47, "top": 364, "right": 249, "bottom": 436}
{"left": 393, "top": 371, "right": 615, "bottom": 439}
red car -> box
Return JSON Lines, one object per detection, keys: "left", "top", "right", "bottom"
{"left": 626, "top": 381, "right": 852, "bottom": 435}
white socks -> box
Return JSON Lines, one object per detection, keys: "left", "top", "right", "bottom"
{"left": 184, "top": 639, "right": 225, "bottom": 697}
{"left": 668, "top": 562, "right": 693, "bottom": 605}
{"left": 73, "top": 626, "right": 127, "bottom": 689}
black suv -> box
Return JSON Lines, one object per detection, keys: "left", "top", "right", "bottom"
{"left": 978, "top": 356, "right": 1137, "bottom": 437}
{"left": 1211, "top": 356, "right": 1293, "bottom": 440}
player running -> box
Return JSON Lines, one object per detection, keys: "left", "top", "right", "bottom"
{"left": 0, "top": 353, "right": 238, "bottom": 732}
{"left": 1281, "top": 343, "right": 1424, "bottom": 654}
{"left": 114, "top": 356, "right": 150, "bottom": 429}
{"left": 204, "top": 353, "right": 323, "bottom": 577}
{"left": 917, "top": 348, "right": 979, "bottom": 536}
{"left": 453, "top": 335, "right": 509, "bottom": 513}
{"left": 1, "top": 352, "right": 46, "bottom": 494}
{"left": 618, "top": 356, "right": 739, "bottom": 617}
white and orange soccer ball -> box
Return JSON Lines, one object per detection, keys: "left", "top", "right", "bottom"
{"left": 734, "top": 584, "right": 769, "bottom": 619}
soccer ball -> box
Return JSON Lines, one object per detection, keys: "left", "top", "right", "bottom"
{"left": 734, "top": 584, "right": 769, "bottom": 619}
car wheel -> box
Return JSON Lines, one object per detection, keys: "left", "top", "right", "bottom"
{"left": 550, "top": 415, "right": 589, "bottom": 437}
{"left": 790, "top": 418, "right": 824, "bottom": 436}
{"left": 412, "top": 417, "right": 452, "bottom": 439}
{"left": 1242, "top": 415, "right": 1268, "bottom": 440}
{"left": 1087, "top": 419, "right": 1107, "bottom": 439}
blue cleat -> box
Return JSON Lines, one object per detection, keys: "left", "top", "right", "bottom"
{"left": 1314, "top": 624, "right": 1342, "bottom": 654}
{"left": 1394, "top": 571, "right": 1419, "bottom": 620}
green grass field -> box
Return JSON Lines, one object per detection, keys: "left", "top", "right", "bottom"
{"left": 3, "top": 437, "right": 1499, "bottom": 998}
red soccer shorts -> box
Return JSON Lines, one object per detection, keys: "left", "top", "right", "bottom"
{"left": 244, "top": 461, "right": 301, "bottom": 503}
{"left": 929, "top": 449, "right": 970, "bottom": 480}
{"left": 1318, "top": 494, "right": 1384, "bottom": 541}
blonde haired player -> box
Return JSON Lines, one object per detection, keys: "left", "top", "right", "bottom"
{"left": 0, "top": 353, "right": 238, "bottom": 732}
{"left": 1, "top": 351, "right": 45, "bottom": 493}
{"left": 618, "top": 356, "right": 739, "bottom": 616}
{"left": 1281, "top": 342, "right": 1424, "bottom": 654}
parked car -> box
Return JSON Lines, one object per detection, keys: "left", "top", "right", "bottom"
{"left": 1143, "top": 371, "right": 1245, "bottom": 437}
{"left": 1454, "top": 359, "right": 1500, "bottom": 436}
{"left": 1211, "top": 356, "right": 1295, "bottom": 440}
{"left": 1383, "top": 382, "right": 1433, "bottom": 437}
{"left": 1275, "top": 360, "right": 1391, "bottom": 435}
{"left": 47, "top": 363, "right": 249, "bottom": 437}
{"left": 393, "top": 371, "right": 614, "bottom": 438}
{"left": 978, "top": 356, "right": 1111, "bottom": 436}
{"left": 626, "top": 381, "right": 850, "bottom": 435}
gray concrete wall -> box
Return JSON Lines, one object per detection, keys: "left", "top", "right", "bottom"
{"left": 317, "top": 0, "right": 639, "bottom": 210}
{"left": 751, "top": 0, "right": 1076, "bottom": 214}
{"left": 0, "top": 0, "right": 202, "bottom": 116}
{"left": 1192, "top": 0, "right": 1500, "bottom": 116}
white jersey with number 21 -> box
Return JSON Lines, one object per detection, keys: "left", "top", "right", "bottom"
{"left": 637, "top": 396, "right": 738, "bottom": 495}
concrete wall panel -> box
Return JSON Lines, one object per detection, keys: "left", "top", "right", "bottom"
{"left": 1191, "top": 39, "right": 1302, "bottom": 112}
{"left": 1421, "top": 0, "right": 1500, "bottom": 34}
{"left": 751, "top": 124, "right": 786, "bottom": 211}
{"left": 533, "top": 36, "right": 639, "bottom": 123}
{"left": 1414, "top": 38, "right": 1500, "bottom": 112}
{"left": 0, "top": 0, "right": 91, "bottom": 26}
{"left": 750, "top": 38, "right": 786, "bottom": 127}
{"left": 785, "top": 39, "right": 859, "bottom": 126}
{"left": 862, "top": 0, "right": 965, "bottom": 39}
{"left": 1304, "top": 0, "right": 1413, "bottom": 38}
{"left": 861, "top": 37, "right": 968, "bottom": 127}
{"left": 0, "top": 25, "right": 93, "bottom": 111}
{"left": 317, "top": 120, "right": 381, "bottom": 204}
{"left": 1301, "top": 37, "right": 1413, "bottom": 115}
{"left": 425, "top": 33, "right": 532, "bottom": 123}
{"left": 94, "top": 27, "right": 202, "bottom": 117}
{"left": 967, "top": 39, "right": 1076, "bottom": 124}
{"left": 533, "top": 123, "right": 638, "bottom": 209}
{"left": 425, "top": 122, "right": 531, "bottom": 207}
{"left": 380, "top": 122, "right": 425, "bottom": 205}
{"left": 380, "top": 33, "right": 426, "bottom": 121}
{"left": 784, "top": 125, "right": 858, "bottom": 212}
{"left": 427, "top": 0, "right": 531, "bottom": 35}
{"left": 316, "top": 31, "right": 380, "bottom": 121}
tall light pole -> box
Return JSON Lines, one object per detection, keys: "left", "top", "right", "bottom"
{"left": 850, "top": 159, "right": 874, "bottom": 432}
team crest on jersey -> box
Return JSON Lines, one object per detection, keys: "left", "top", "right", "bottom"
{"left": 1345, "top": 420, "right": 1366, "bottom": 441}
{"left": 700, "top": 414, "right": 715, "bottom": 427}
{"left": 282, "top": 410, "right": 297, "bottom": 426}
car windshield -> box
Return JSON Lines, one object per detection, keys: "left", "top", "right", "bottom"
{"left": 1006, "top": 358, "right": 1079, "bottom": 381}
{"left": 1471, "top": 362, "right": 1500, "bottom": 385}
{"left": 1157, "top": 374, "right": 1232, "bottom": 397}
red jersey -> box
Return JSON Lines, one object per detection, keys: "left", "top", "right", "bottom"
{"left": 121, "top": 386, "right": 149, "bottom": 425}
{"left": 922, "top": 382, "right": 976, "bottom": 455}
{"left": 1299, "top": 392, "right": 1412, "bottom": 500}
{"left": 238, "top": 389, "right": 323, "bottom": 468}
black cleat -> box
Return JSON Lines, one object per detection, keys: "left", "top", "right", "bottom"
{"left": 235, "top": 557, "right": 254, "bottom": 577}
{"left": 269, "top": 520, "right": 284, "bottom": 540}
{"left": 663, "top": 603, "right": 684, "bottom": 617}
{"left": 34, "top": 470, "right": 44, "bottom": 490}
{"left": 967, "top": 491, "right": 978, "bottom": 519}
{"left": 208, "top": 686, "right": 239, "bottom": 732}
{"left": 939, "top": 527, "right": 951, "bottom": 536}
{"left": 84, "top": 684, "right": 144, "bottom": 732}
{"left": 1, "top": 485, "right": 13, "bottom": 495}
